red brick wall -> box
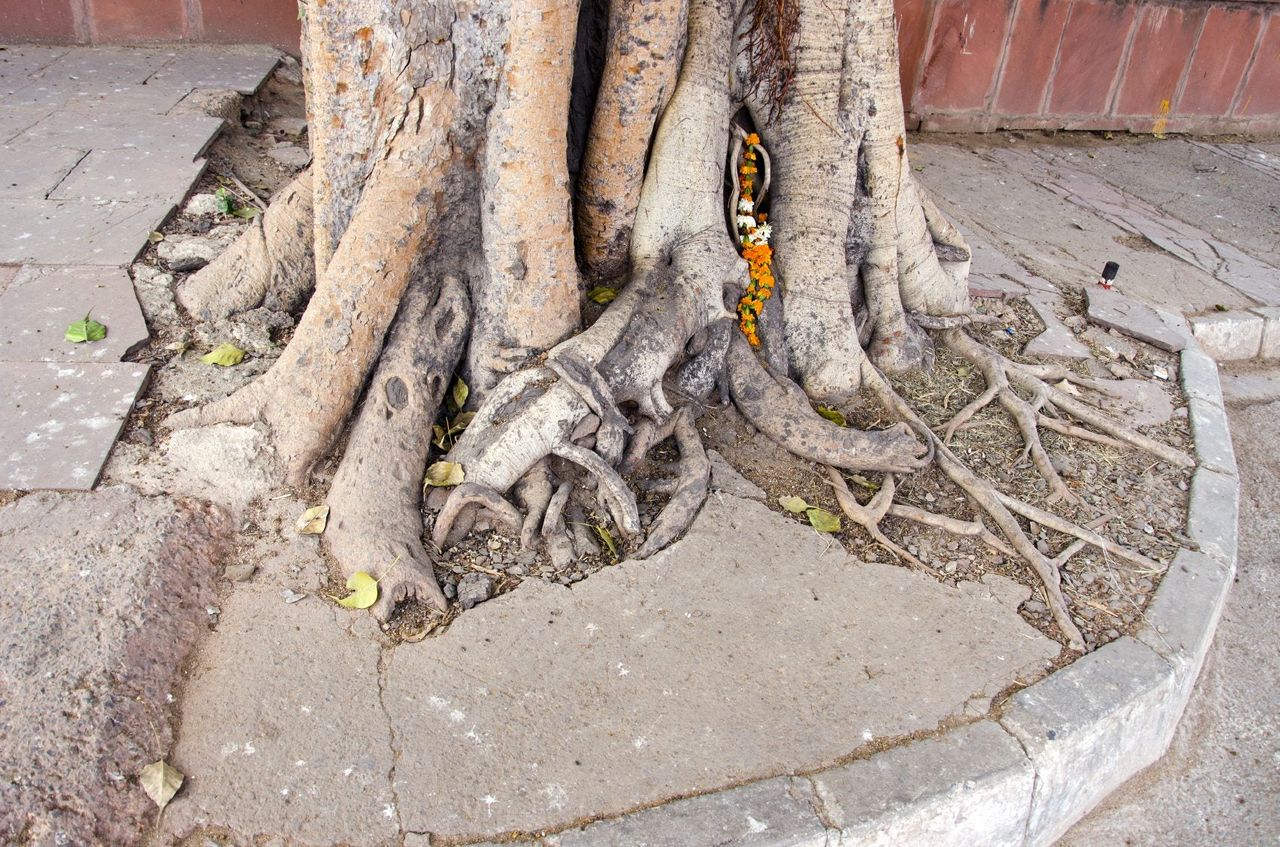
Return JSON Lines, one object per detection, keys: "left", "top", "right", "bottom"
{"left": 896, "top": 0, "right": 1280, "bottom": 134}
{"left": 0, "top": 0, "right": 301, "bottom": 52}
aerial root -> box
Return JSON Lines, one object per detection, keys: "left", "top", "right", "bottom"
{"left": 634, "top": 408, "right": 710, "bottom": 558}
{"left": 943, "top": 329, "right": 1192, "bottom": 469}
{"left": 552, "top": 441, "right": 642, "bottom": 538}
{"left": 941, "top": 330, "right": 1079, "bottom": 506}
{"left": 549, "top": 352, "right": 633, "bottom": 465}
{"left": 826, "top": 467, "right": 926, "bottom": 569}
{"left": 540, "top": 481, "right": 576, "bottom": 568}
{"left": 515, "top": 460, "right": 554, "bottom": 551}
{"left": 432, "top": 482, "right": 525, "bottom": 550}
{"left": 727, "top": 335, "right": 930, "bottom": 474}
{"left": 885, "top": 503, "right": 1017, "bottom": 558}
{"left": 861, "top": 362, "right": 1086, "bottom": 650}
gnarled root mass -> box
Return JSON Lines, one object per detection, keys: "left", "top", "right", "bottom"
{"left": 165, "top": 0, "right": 1188, "bottom": 652}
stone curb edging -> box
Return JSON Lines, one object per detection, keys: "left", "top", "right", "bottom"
{"left": 1189, "top": 307, "right": 1280, "bottom": 362}
{"left": 477, "top": 336, "right": 1236, "bottom": 847}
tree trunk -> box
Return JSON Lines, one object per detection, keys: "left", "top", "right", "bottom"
{"left": 167, "top": 0, "right": 1185, "bottom": 652}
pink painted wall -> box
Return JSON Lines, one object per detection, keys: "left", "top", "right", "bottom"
{"left": 895, "top": 0, "right": 1280, "bottom": 134}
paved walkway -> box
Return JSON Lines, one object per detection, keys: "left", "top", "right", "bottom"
{"left": 0, "top": 45, "right": 278, "bottom": 490}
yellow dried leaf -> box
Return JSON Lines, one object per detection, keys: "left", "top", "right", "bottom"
{"left": 139, "top": 761, "right": 183, "bottom": 810}
{"left": 200, "top": 343, "right": 245, "bottom": 367}
{"left": 816, "top": 405, "right": 846, "bottom": 427}
{"left": 295, "top": 504, "right": 329, "bottom": 535}
{"left": 586, "top": 286, "right": 617, "bottom": 304}
{"left": 778, "top": 495, "right": 809, "bottom": 513}
{"left": 336, "top": 571, "right": 378, "bottom": 609}
{"left": 423, "top": 461, "right": 465, "bottom": 488}
{"left": 450, "top": 376, "right": 469, "bottom": 411}
{"left": 806, "top": 507, "right": 841, "bottom": 533}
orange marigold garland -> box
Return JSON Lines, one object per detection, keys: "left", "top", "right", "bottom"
{"left": 735, "top": 133, "right": 774, "bottom": 346}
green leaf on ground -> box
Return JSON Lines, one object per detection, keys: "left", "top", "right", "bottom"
{"left": 594, "top": 524, "right": 618, "bottom": 561}
{"left": 295, "top": 504, "right": 329, "bottom": 535}
{"left": 816, "top": 405, "right": 846, "bottom": 427}
{"left": 231, "top": 205, "right": 261, "bottom": 219}
{"left": 805, "top": 507, "right": 841, "bottom": 533}
{"left": 147, "top": 231, "right": 165, "bottom": 243}
{"left": 849, "top": 473, "right": 880, "bottom": 491}
{"left": 586, "top": 286, "right": 617, "bottom": 305}
{"left": 65, "top": 313, "right": 107, "bottom": 344}
{"left": 423, "top": 460, "right": 465, "bottom": 488}
{"left": 139, "top": 761, "right": 184, "bottom": 810}
{"left": 214, "top": 186, "right": 237, "bottom": 215}
{"left": 335, "top": 571, "right": 378, "bottom": 609}
{"left": 447, "top": 376, "right": 469, "bottom": 414}
{"left": 778, "top": 495, "right": 809, "bottom": 513}
{"left": 201, "top": 343, "right": 245, "bottom": 366}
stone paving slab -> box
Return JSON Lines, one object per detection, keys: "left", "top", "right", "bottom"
{"left": 160, "top": 586, "right": 400, "bottom": 847}
{"left": 49, "top": 146, "right": 208, "bottom": 205}
{"left": 0, "top": 264, "right": 16, "bottom": 295}
{"left": 15, "top": 111, "right": 226, "bottom": 156}
{"left": 0, "top": 487, "right": 230, "bottom": 847}
{"left": 1013, "top": 150, "right": 1280, "bottom": 307}
{"left": 0, "top": 198, "right": 174, "bottom": 265}
{"left": 1086, "top": 287, "right": 1187, "bottom": 352}
{"left": 0, "top": 361, "right": 149, "bottom": 490}
{"left": 913, "top": 143, "right": 1245, "bottom": 313}
{"left": 0, "top": 265, "right": 150, "bottom": 363}
{"left": 1023, "top": 292, "right": 1091, "bottom": 359}
{"left": 384, "top": 496, "right": 1056, "bottom": 841}
{"left": 31, "top": 47, "right": 178, "bottom": 89}
{"left": 149, "top": 49, "right": 281, "bottom": 95}
{"left": 0, "top": 45, "right": 69, "bottom": 86}
{"left": 0, "top": 142, "right": 86, "bottom": 198}
{"left": 0, "top": 105, "right": 54, "bottom": 143}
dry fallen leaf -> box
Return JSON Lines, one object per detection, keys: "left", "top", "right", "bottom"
{"left": 778, "top": 495, "right": 809, "bottom": 513}
{"left": 423, "top": 461, "right": 465, "bottom": 488}
{"left": 806, "top": 507, "right": 841, "bottom": 533}
{"left": 335, "top": 571, "right": 378, "bottom": 609}
{"left": 201, "top": 343, "right": 245, "bottom": 367}
{"left": 295, "top": 504, "right": 329, "bottom": 535}
{"left": 139, "top": 761, "right": 183, "bottom": 810}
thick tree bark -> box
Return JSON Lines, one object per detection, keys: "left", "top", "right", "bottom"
{"left": 163, "top": 0, "right": 1178, "bottom": 652}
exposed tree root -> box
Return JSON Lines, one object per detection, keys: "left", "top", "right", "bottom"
{"left": 177, "top": 168, "right": 315, "bottom": 322}
{"left": 325, "top": 275, "right": 470, "bottom": 620}
{"left": 827, "top": 467, "right": 925, "bottom": 569}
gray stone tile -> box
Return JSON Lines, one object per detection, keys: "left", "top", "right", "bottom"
{"left": 34, "top": 47, "right": 176, "bottom": 88}
{"left": 1086, "top": 287, "right": 1187, "bottom": 352}
{"left": 0, "top": 266, "right": 149, "bottom": 363}
{"left": 1188, "top": 397, "right": 1237, "bottom": 476}
{"left": 0, "top": 143, "right": 86, "bottom": 198}
{"left": 0, "top": 198, "right": 174, "bottom": 266}
{"left": 999, "top": 637, "right": 1180, "bottom": 847}
{"left": 1039, "top": 163, "right": 1280, "bottom": 306}
{"left": 1023, "top": 292, "right": 1092, "bottom": 360}
{"left": 0, "top": 265, "right": 16, "bottom": 296}
{"left": 149, "top": 48, "right": 281, "bottom": 95}
{"left": 1189, "top": 311, "right": 1264, "bottom": 361}
{"left": 0, "top": 45, "right": 68, "bottom": 87}
{"left": 156, "top": 586, "right": 399, "bottom": 847}
{"left": 0, "top": 361, "right": 149, "bottom": 490}
{"left": 0, "top": 106, "right": 55, "bottom": 143}
{"left": 60, "top": 82, "right": 193, "bottom": 117}
{"left": 14, "top": 111, "right": 225, "bottom": 159}
{"left": 1136, "top": 548, "right": 1234, "bottom": 701}
{"left": 551, "top": 777, "right": 830, "bottom": 847}
{"left": 812, "top": 720, "right": 1034, "bottom": 847}
{"left": 49, "top": 146, "right": 207, "bottom": 205}
{"left": 1186, "top": 467, "right": 1238, "bottom": 566}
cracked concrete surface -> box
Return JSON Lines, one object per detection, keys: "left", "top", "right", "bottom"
{"left": 156, "top": 491, "right": 1057, "bottom": 845}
